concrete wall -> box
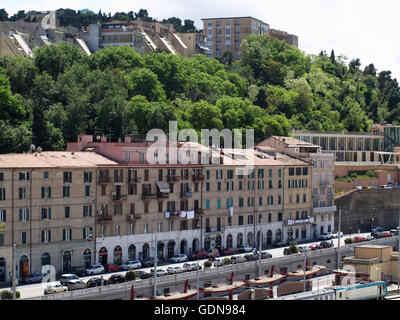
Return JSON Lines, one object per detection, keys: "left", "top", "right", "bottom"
{"left": 335, "top": 189, "right": 400, "bottom": 234}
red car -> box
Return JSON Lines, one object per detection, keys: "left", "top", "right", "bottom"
{"left": 381, "top": 232, "right": 393, "bottom": 238}
{"left": 222, "top": 248, "right": 236, "bottom": 256}
{"left": 309, "top": 244, "right": 320, "bottom": 251}
{"left": 105, "top": 264, "right": 122, "bottom": 272}
{"left": 190, "top": 250, "right": 208, "bottom": 260}
{"left": 353, "top": 236, "right": 366, "bottom": 243}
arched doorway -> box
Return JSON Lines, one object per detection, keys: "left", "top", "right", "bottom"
{"left": 226, "top": 234, "right": 233, "bottom": 248}
{"left": 204, "top": 237, "right": 211, "bottom": 251}
{"left": 275, "top": 229, "right": 282, "bottom": 242}
{"left": 157, "top": 242, "right": 165, "bottom": 261}
{"left": 114, "top": 246, "right": 122, "bottom": 265}
{"left": 41, "top": 253, "right": 51, "bottom": 267}
{"left": 99, "top": 247, "right": 108, "bottom": 265}
{"left": 247, "top": 232, "right": 253, "bottom": 246}
{"left": 143, "top": 243, "right": 150, "bottom": 259}
{"left": 256, "top": 231, "right": 262, "bottom": 249}
{"left": 128, "top": 244, "right": 136, "bottom": 261}
{"left": 180, "top": 240, "right": 187, "bottom": 255}
{"left": 295, "top": 229, "right": 299, "bottom": 239}
{"left": 215, "top": 236, "right": 222, "bottom": 248}
{"left": 62, "top": 251, "right": 72, "bottom": 273}
{"left": 237, "top": 233, "right": 243, "bottom": 247}
{"left": 167, "top": 241, "right": 175, "bottom": 259}
{"left": 83, "top": 249, "right": 91, "bottom": 268}
{"left": 0, "top": 258, "right": 6, "bottom": 282}
{"left": 192, "top": 238, "right": 199, "bottom": 252}
{"left": 267, "top": 230, "right": 272, "bottom": 245}
{"left": 19, "top": 255, "right": 29, "bottom": 278}
{"left": 287, "top": 227, "right": 293, "bottom": 241}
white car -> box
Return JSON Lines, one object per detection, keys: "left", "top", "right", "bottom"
{"left": 150, "top": 269, "right": 168, "bottom": 277}
{"left": 182, "top": 263, "right": 193, "bottom": 272}
{"left": 86, "top": 264, "right": 105, "bottom": 275}
{"left": 320, "top": 232, "right": 333, "bottom": 240}
{"left": 332, "top": 232, "right": 343, "bottom": 238}
{"left": 166, "top": 266, "right": 176, "bottom": 274}
{"left": 44, "top": 282, "right": 68, "bottom": 295}
{"left": 169, "top": 254, "right": 188, "bottom": 263}
{"left": 365, "top": 235, "right": 375, "bottom": 241}
{"left": 121, "top": 260, "right": 142, "bottom": 270}
{"left": 173, "top": 266, "right": 185, "bottom": 274}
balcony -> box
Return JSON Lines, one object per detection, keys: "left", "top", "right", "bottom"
{"left": 320, "top": 180, "right": 331, "bottom": 187}
{"left": 312, "top": 206, "right": 337, "bottom": 214}
{"left": 97, "top": 214, "right": 113, "bottom": 222}
{"left": 113, "top": 178, "right": 124, "bottom": 185}
{"left": 192, "top": 174, "right": 205, "bottom": 181}
{"left": 157, "top": 192, "right": 169, "bottom": 199}
{"left": 205, "top": 226, "right": 225, "bottom": 234}
{"left": 312, "top": 194, "right": 320, "bottom": 199}
{"left": 167, "top": 175, "right": 180, "bottom": 182}
{"left": 166, "top": 211, "right": 179, "bottom": 219}
{"left": 180, "top": 192, "right": 193, "bottom": 198}
{"left": 142, "top": 193, "right": 156, "bottom": 200}
{"left": 195, "top": 208, "right": 204, "bottom": 216}
{"left": 128, "top": 176, "right": 142, "bottom": 183}
{"left": 113, "top": 194, "right": 127, "bottom": 201}
{"left": 99, "top": 177, "right": 111, "bottom": 184}
{"left": 127, "top": 214, "right": 141, "bottom": 222}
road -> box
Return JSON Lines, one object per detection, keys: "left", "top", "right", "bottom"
{"left": 6, "top": 231, "right": 377, "bottom": 299}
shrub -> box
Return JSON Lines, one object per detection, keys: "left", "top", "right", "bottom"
{"left": 125, "top": 271, "right": 136, "bottom": 281}
{"left": 0, "top": 290, "right": 20, "bottom": 300}
{"left": 222, "top": 258, "right": 231, "bottom": 265}
{"left": 366, "top": 170, "right": 375, "bottom": 178}
{"left": 350, "top": 172, "right": 358, "bottom": 179}
{"left": 288, "top": 241, "right": 298, "bottom": 254}
{"left": 346, "top": 177, "right": 352, "bottom": 183}
{"left": 203, "top": 261, "right": 212, "bottom": 268}
{"left": 344, "top": 238, "right": 353, "bottom": 244}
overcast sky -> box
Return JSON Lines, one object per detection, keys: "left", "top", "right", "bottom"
{"left": 4, "top": 0, "right": 400, "bottom": 80}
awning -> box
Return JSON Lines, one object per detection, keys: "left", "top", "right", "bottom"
{"left": 157, "top": 181, "right": 170, "bottom": 193}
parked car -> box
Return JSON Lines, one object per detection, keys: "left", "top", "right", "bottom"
{"left": 381, "top": 231, "right": 393, "bottom": 238}
{"left": 104, "top": 264, "right": 122, "bottom": 273}
{"left": 371, "top": 227, "right": 384, "bottom": 237}
{"left": 60, "top": 273, "right": 80, "bottom": 285}
{"left": 108, "top": 274, "right": 126, "bottom": 284}
{"left": 298, "top": 246, "right": 310, "bottom": 253}
{"left": 353, "top": 236, "right": 367, "bottom": 243}
{"left": 140, "top": 257, "right": 159, "bottom": 267}
{"left": 320, "top": 232, "right": 333, "bottom": 240}
{"left": 259, "top": 252, "right": 273, "bottom": 259}
{"left": 66, "top": 279, "right": 87, "bottom": 291}
{"left": 44, "top": 282, "right": 68, "bottom": 295}
{"left": 86, "top": 264, "right": 105, "bottom": 275}
{"left": 320, "top": 241, "right": 334, "bottom": 249}
{"left": 221, "top": 248, "right": 236, "bottom": 256}
{"left": 21, "top": 273, "right": 47, "bottom": 284}
{"left": 86, "top": 277, "right": 103, "bottom": 288}
{"left": 135, "top": 270, "right": 151, "bottom": 279}
{"left": 237, "top": 245, "right": 255, "bottom": 253}
{"left": 173, "top": 266, "right": 185, "bottom": 274}
{"left": 244, "top": 253, "right": 258, "bottom": 261}
{"left": 121, "top": 260, "right": 142, "bottom": 271}
{"left": 390, "top": 229, "right": 399, "bottom": 236}
{"left": 70, "top": 266, "right": 88, "bottom": 277}
{"left": 381, "top": 185, "right": 392, "bottom": 189}
{"left": 169, "top": 254, "right": 188, "bottom": 263}
{"left": 166, "top": 266, "right": 176, "bottom": 274}
{"left": 365, "top": 235, "right": 375, "bottom": 241}
{"left": 213, "top": 258, "right": 222, "bottom": 267}
{"left": 309, "top": 244, "right": 321, "bottom": 251}
{"left": 189, "top": 250, "right": 208, "bottom": 260}
{"left": 332, "top": 232, "right": 343, "bottom": 239}
{"left": 230, "top": 255, "right": 246, "bottom": 264}
{"left": 150, "top": 269, "right": 168, "bottom": 277}
{"left": 190, "top": 262, "right": 202, "bottom": 270}
{"left": 182, "top": 263, "right": 192, "bottom": 272}
{"left": 273, "top": 240, "right": 288, "bottom": 247}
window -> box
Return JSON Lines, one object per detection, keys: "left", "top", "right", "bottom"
{"left": 84, "top": 172, "right": 92, "bottom": 183}
{"left": 83, "top": 205, "right": 92, "bottom": 217}
{"left": 129, "top": 184, "right": 137, "bottom": 195}
{"left": 206, "top": 170, "right": 210, "bottom": 180}
{"left": 18, "top": 208, "right": 29, "bottom": 221}
{"left": 101, "top": 185, "right": 107, "bottom": 196}
{"left": 0, "top": 172, "right": 3, "bottom": 181}
{"left": 0, "top": 188, "right": 5, "bottom": 201}
{"left": 0, "top": 210, "right": 6, "bottom": 222}
{"left": 144, "top": 223, "right": 149, "bottom": 234}
{"left": 278, "top": 212, "right": 283, "bottom": 222}
{"left": 65, "top": 207, "right": 70, "bottom": 219}
{"left": 303, "top": 168, "right": 308, "bottom": 175}
{"left": 43, "top": 172, "right": 49, "bottom": 179}
{"left": 216, "top": 170, "right": 223, "bottom": 180}
{"left": 19, "top": 171, "right": 29, "bottom": 181}
{"left": 206, "top": 182, "right": 210, "bottom": 192}
{"left": 248, "top": 215, "right": 254, "bottom": 225}
{"left": 62, "top": 229, "right": 72, "bottom": 241}
{"left": 296, "top": 168, "right": 302, "bottom": 176}
{"left": 217, "top": 199, "right": 221, "bottom": 209}
{"left": 217, "top": 182, "right": 221, "bottom": 192}
{"left": 269, "top": 181, "right": 273, "bottom": 189}
{"left": 63, "top": 172, "right": 72, "bottom": 183}
{"left": 206, "top": 200, "right": 210, "bottom": 210}
{"left": 21, "top": 232, "right": 27, "bottom": 245}
{"left": 41, "top": 230, "right": 51, "bottom": 243}
{"left": 259, "top": 197, "right": 263, "bottom": 206}
{"left": 41, "top": 208, "right": 51, "bottom": 220}
{"left": 258, "top": 169, "right": 264, "bottom": 178}
{"left": 239, "top": 198, "right": 244, "bottom": 208}
{"left": 41, "top": 187, "right": 51, "bottom": 198}
{"left": 238, "top": 216, "right": 243, "bottom": 225}
{"left": 83, "top": 227, "right": 93, "bottom": 239}
{"left": 19, "top": 187, "right": 26, "bottom": 200}
{"left": 158, "top": 201, "right": 163, "bottom": 213}
{"left": 278, "top": 195, "right": 281, "bottom": 204}
{"left": 85, "top": 186, "right": 90, "bottom": 197}
{"left": 227, "top": 170, "right": 234, "bottom": 179}
{"left": 289, "top": 168, "right": 295, "bottom": 176}
{"left": 303, "top": 194, "right": 307, "bottom": 202}
{"left": 239, "top": 181, "right": 243, "bottom": 190}
{"left": 247, "top": 197, "right": 254, "bottom": 207}
{"left": 130, "top": 224, "right": 134, "bottom": 235}
{"left": 278, "top": 169, "right": 282, "bottom": 178}
{"left": 63, "top": 186, "right": 70, "bottom": 198}
{"left": 226, "top": 198, "right": 233, "bottom": 208}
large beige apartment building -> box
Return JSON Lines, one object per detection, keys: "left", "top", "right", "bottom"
{"left": 202, "top": 16, "right": 298, "bottom": 59}
{"left": 0, "top": 134, "right": 317, "bottom": 285}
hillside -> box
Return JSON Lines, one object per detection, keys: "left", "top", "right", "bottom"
{"left": 0, "top": 35, "right": 399, "bottom": 153}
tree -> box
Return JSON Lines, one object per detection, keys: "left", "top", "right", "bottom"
{"left": 32, "top": 104, "right": 50, "bottom": 150}
{"left": 0, "top": 9, "right": 9, "bottom": 21}
{"left": 128, "top": 68, "right": 166, "bottom": 102}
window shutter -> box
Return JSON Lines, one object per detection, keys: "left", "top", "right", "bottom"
{"left": 48, "top": 230, "right": 51, "bottom": 242}
{"left": 3, "top": 210, "right": 5, "bottom": 222}
{"left": 63, "top": 229, "right": 66, "bottom": 241}
{"left": 19, "top": 209, "right": 22, "bottom": 221}
{"left": 41, "top": 230, "right": 44, "bottom": 242}
{"left": 48, "top": 208, "right": 51, "bottom": 219}
{"left": 83, "top": 228, "right": 86, "bottom": 239}
{"left": 41, "top": 187, "right": 45, "bottom": 198}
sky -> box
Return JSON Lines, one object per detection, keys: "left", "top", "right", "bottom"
{"left": 4, "top": 0, "right": 400, "bottom": 80}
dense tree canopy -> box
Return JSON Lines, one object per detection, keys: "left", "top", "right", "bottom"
{"left": 0, "top": 34, "right": 399, "bottom": 153}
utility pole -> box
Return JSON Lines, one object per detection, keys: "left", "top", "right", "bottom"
{"left": 337, "top": 209, "right": 342, "bottom": 270}
{"left": 196, "top": 259, "right": 200, "bottom": 300}
{"left": 303, "top": 249, "right": 306, "bottom": 292}
{"left": 258, "top": 216, "right": 262, "bottom": 277}
{"left": 12, "top": 243, "right": 16, "bottom": 300}
{"left": 398, "top": 209, "right": 400, "bottom": 291}
{"left": 153, "top": 221, "right": 158, "bottom": 297}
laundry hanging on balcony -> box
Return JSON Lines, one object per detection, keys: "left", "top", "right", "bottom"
{"left": 180, "top": 211, "right": 187, "bottom": 218}
{"left": 165, "top": 211, "right": 170, "bottom": 218}
{"left": 186, "top": 210, "right": 195, "bottom": 220}
{"left": 229, "top": 207, "right": 234, "bottom": 216}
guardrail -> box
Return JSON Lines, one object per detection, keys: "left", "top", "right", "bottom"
{"left": 26, "top": 236, "right": 399, "bottom": 300}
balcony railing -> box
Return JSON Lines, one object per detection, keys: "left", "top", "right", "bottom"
{"left": 97, "top": 214, "right": 113, "bottom": 222}
{"left": 205, "top": 226, "right": 225, "bottom": 234}
{"left": 167, "top": 175, "right": 180, "bottom": 182}
{"left": 312, "top": 194, "right": 320, "bottom": 199}
{"left": 142, "top": 193, "right": 156, "bottom": 200}
{"left": 192, "top": 174, "right": 205, "bottom": 181}
{"left": 113, "top": 194, "right": 127, "bottom": 201}
{"left": 166, "top": 211, "right": 179, "bottom": 219}
{"left": 99, "top": 177, "right": 110, "bottom": 184}
{"left": 157, "top": 192, "right": 169, "bottom": 199}
{"left": 127, "top": 214, "right": 141, "bottom": 222}
{"left": 195, "top": 208, "right": 204, "bottom": 216}
{"left": 128, "top": 176, "right": 142, "bottom": 183}
{"left": 180, "top": 192, "right": 192, "bottom": 198}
